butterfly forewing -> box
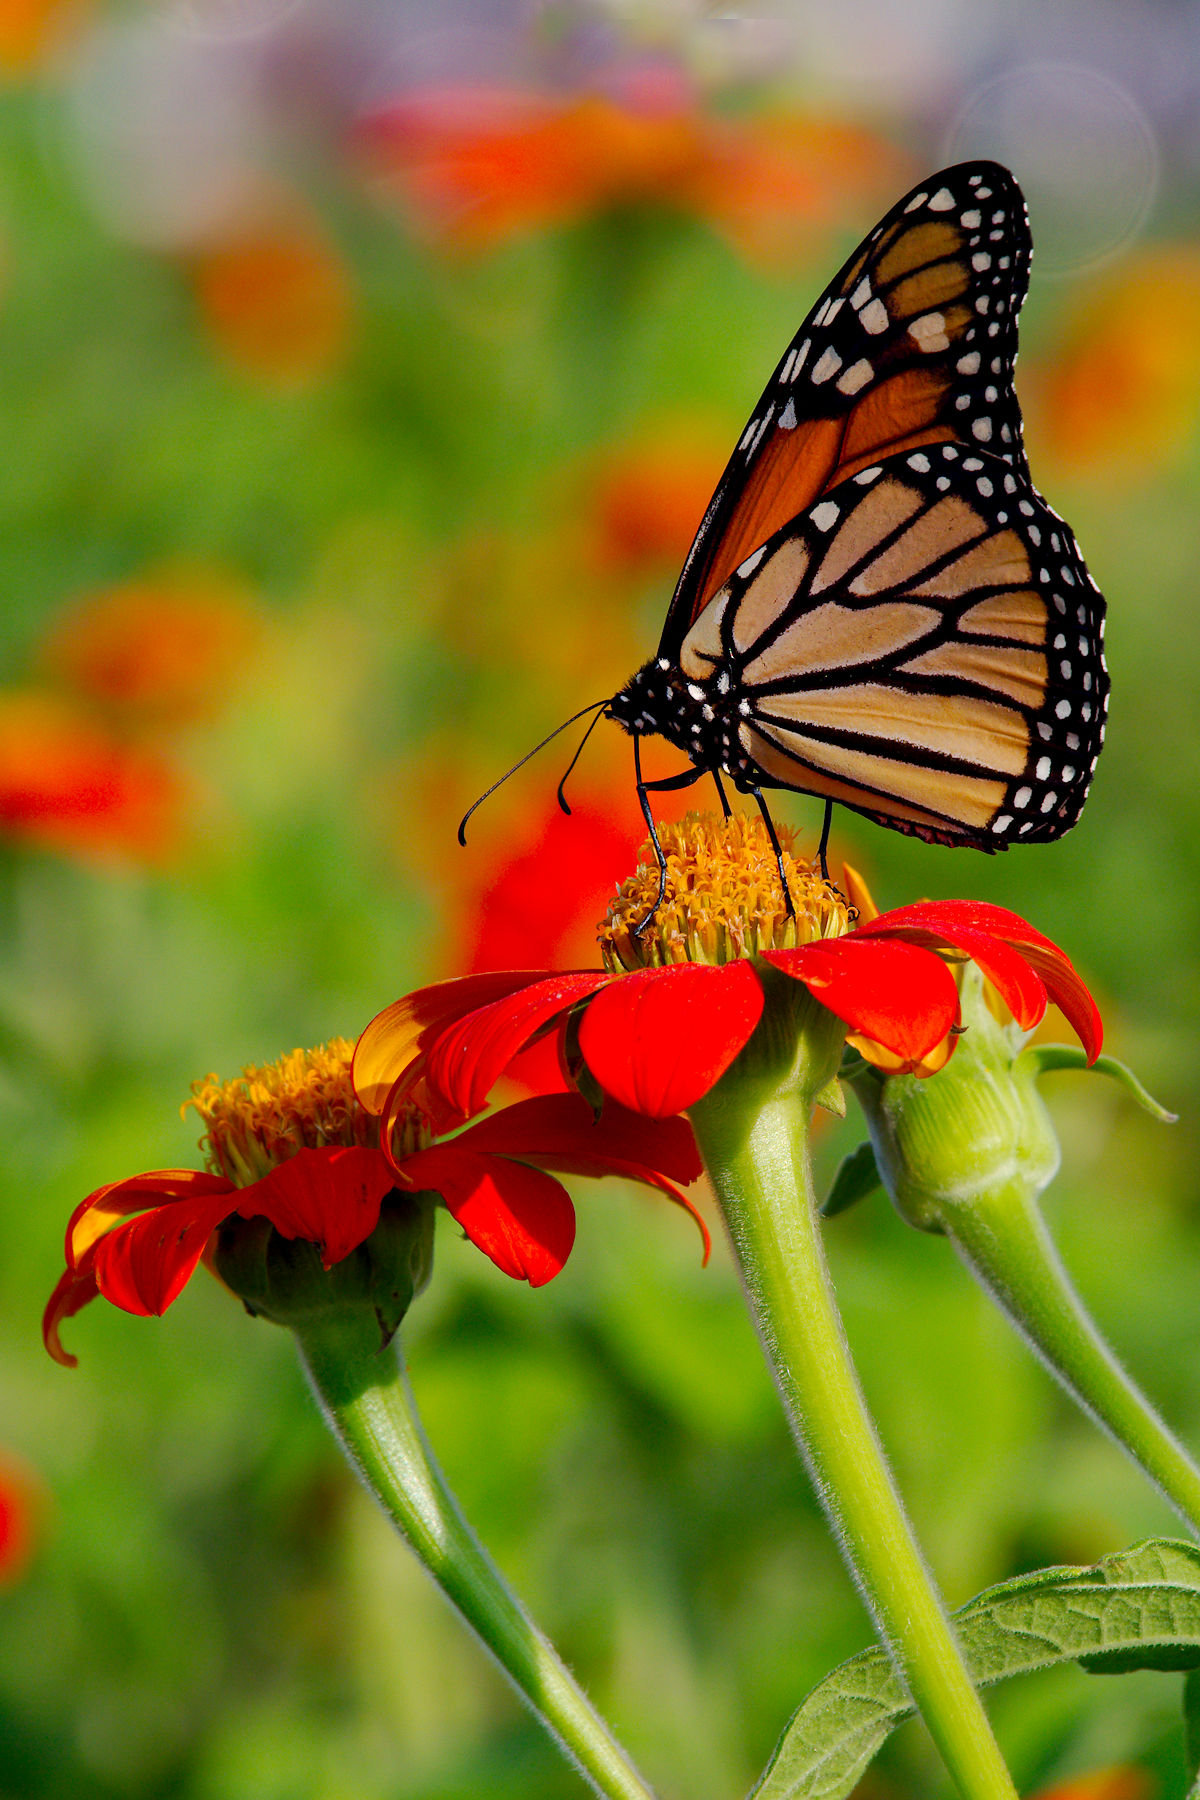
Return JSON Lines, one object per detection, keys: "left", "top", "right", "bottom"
{"left": 678, "top": 445, "right": 1108, "bottom": 847}
{"left": 662, "top": 161, "right": 1031, "bottom": 654}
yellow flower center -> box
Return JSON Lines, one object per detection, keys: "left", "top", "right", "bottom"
{"left": 598, "top": 811, "right": 853, "bottom": 971}
{"left": 188, "top": 1038, "right": 431, "bottom": 1187}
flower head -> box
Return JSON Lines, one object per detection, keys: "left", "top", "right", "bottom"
{"left": 355, "top": 813, "right": 1101, "bottom": 1127}
{"left": 45, "top": 1037, "right": 703, "bottom": 1366}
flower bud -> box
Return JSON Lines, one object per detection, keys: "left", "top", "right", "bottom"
{"left": 849, "top": 966, "right": 1061, "bottom": 1233}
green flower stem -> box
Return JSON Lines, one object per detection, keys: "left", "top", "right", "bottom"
{"left": 944, "top": 1179, "right": 1200, "bottom": 1536}
{"left": 689, "top": 987, "right": 1017, "bottom": 1800}
{"left": 295, "top": 1314, "right": 660, "bottom": 1800}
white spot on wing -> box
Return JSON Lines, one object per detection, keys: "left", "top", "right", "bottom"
{"left": 909, "top": 311, "right": 949, "bottom": 352}
{"left": 779, "top": 397, "right": 798, "bottom": 429}
{"left": 836, "top": 359, "right": 874, "bottom": 395}
{"left": 860, "top": 298, "right": 889, "bottom": 335}
{"left": 811, "top": 347, "right": 843, "bottom": 384}
{"left": 811, "top": 501, "right": 840, "bottom": 531}
{"left": 928, "top": 187, "right": 955, "bottom": 211}
{"left": 737, "top": 546, "right": 766, "bottom": 578}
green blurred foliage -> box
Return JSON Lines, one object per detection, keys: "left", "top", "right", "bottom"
{"left": 2, "top": 21, "right": 1200, "bottom": 1800}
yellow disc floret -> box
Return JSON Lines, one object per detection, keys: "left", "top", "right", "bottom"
{"left": 598, "top": 811, "right": 853, "bottom": 972}
{"left": 188, "top": 1038, "right": 430, "bottom": 1188}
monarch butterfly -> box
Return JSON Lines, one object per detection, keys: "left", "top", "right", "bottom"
{"left": 602, "top": 159, "right": 1109, "bottom": 904}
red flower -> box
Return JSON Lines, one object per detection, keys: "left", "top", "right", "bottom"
{"left": 0, "top": 690, "right": 185, "bottom": 862}
{"left": 45, "top": 1044, "right": 704, "bottom": 1367}
{"left": 356, "top": 899, "right": 1101, "bottom": 1129}
{"left": 0, "top": 1452, "right": 42, "bottom": 1589}
{"left": 356, "top": 82, "right": 902, "bottom": 266}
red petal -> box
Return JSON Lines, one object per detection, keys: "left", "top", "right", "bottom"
{"left": 400, "top": 1145, "right": 575, "bottom": 1285}
{"left": 43, "top": 1261, "right": 101, "bottom": 1368}
{"left": 860, "top": 899, "right": 1064, "bottom": 955}
{"left": 64, "top": 1167, "right": 232, "bottom": 1264}
{"left": 91, "top": 1187, "right": 239, "bottom": 1317}
{"left": 242, "top": 1145, "right": 397, "bottom": 1267}
{"left": 353, "top": 971, "right": 558, "bottom": 1113}
{"left": 765, "top": 938, "right": 959, "bottom": 1065}
{"left": 1016, "top": 944, "right": 1103, "bottom": 1063}
{"left": 424, "top": 971, "right": 612, "bottom": 1119}
{"left": 577, "top": 962, "right": 763, "bottom": 1117}
{"left": 456, "top": 1092, "right": 703, "bottom": 1184}
{"left": 858, "top": 899, "right": 1102, "bottom": 1060}
{"left": 454, "top": 1093, "right": 710, "bottom": 1260}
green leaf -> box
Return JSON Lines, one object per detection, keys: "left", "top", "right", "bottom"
{"left": 751, "top": 1538, "right": 1200, "bottom": 1800}
{"left": 820, "top": 1142, "right": 882, "bottom": 1218}
{"left": 1021, "top": 1044, "right": 1178, "bottom": 1121}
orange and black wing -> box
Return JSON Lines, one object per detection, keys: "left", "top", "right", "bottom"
{"left": 660, "top": 161, "right": 1031, "bottom": 658}
{"left": 677, "top": 446, "right": 1108, "bottom": 847}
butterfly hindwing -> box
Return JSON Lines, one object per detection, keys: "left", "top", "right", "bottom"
{"left": 662, "top": 161, "right": 1032, "bottom": 654}
{"left": 676, "top": 445, "right": 1108, "bottom": 847}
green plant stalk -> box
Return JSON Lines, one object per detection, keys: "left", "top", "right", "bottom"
{"left": 945, "top": 1178, "right": 1200, "bottom": 1536}
{"left": 294, "top": 1313, "right": 659, "bottom": 1800}
{"left": 689, "top": 985, "right": 1017, "bottom": 1800}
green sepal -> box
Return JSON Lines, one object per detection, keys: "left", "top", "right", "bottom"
{"left": 812, "top": 1074, "right": 846, "bottom": 1119}
{"left": 1020, "top": 1044, "right": 1178, "bottom": 1121}
{"left": 210, "top": 1190, "right": 436, "bottom": 1350}
{"left": 751, "top": 1537, "right": 1200, "bottom": 1800}
{"left": 821, "top": 1141, "right": 883, "bottom": 1218}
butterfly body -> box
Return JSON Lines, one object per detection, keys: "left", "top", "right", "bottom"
{"left": 606, "top": 161, "right": 1109, "bottom": 854}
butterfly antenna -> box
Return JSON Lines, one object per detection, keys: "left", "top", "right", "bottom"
{"left": 458, "top": 699, "right": 611, "bottom": 845}
{"left": 556, "top": 704, "right": 607, "bottom": 816}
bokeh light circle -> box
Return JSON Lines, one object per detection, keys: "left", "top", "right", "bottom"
{"left": 944, "top": 63, "right": 1158, "bottom": 277}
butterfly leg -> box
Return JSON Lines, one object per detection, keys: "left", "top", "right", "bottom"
{"left": 711, "top": 768, "right": 732, "bottom": 820}
{"left": 749, "top": 786, "right": 796, "bottom": 921}
{"left": 817, "top": 799, "right": 834, "bottom": 884}
{"left": 632, "top": 737, "right": 708, "bottom": 934}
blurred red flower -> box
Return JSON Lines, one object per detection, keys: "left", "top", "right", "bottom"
{"left": 40, "top": 570, "right": 262, "bottom": 726}
{"left": 0, "top": 690, "right": 184, "bottom": 861}
{"left": 357, "top": 83, "right": 903, "bottom": 263}
{"left": 357, "top": 897, "right": 1101, "bottom": 1126}
{"left": 0, "top": 1452, "right": 42, "bottom": 1588}
{"left": 581, "top": 427, "right": 726, "bottom": 579}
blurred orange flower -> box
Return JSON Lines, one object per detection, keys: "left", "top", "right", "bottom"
{"left": 0, "top": 0, "right": 89, "bottom": 75}
{"left": 189, "top": 214, "right": 353, "bottom": 385}
{"left": 358, "top": 84, "right": 903, "bottom": 264}
{"left": 1034, "top": 246, "right": 1200, "bottom": 478}
{"left": 40, "top": 570, "right": 262, "bottom": 726}
{"left": 582, "top": 425, "right": 725, "bottom": 578}
{"left": 0, "top": 690, "right": 185, "bottom": 860}
{"left": 0, "top": 1452, "right": 44, "bottom": 1587}
{"left": 1030, "top": 1768, "right": 1153, "bottom": 1800}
